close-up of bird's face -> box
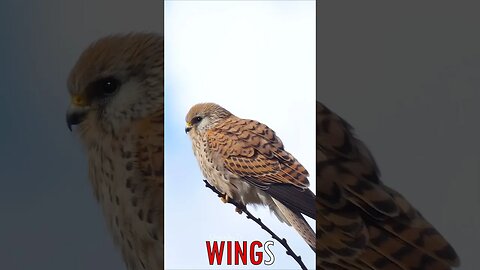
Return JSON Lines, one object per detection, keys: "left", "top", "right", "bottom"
{"left": 184, "top": 103, "right": 232, "bottom": 136}
{"left": 66, "top": 33, "right": 164, "bottom": 141}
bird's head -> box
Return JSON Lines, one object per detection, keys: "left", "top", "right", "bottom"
{"left": 66, "top": 33, "right": 164, "bottom": 141}
{"left": 185, "top": 103, "right": 232, "bottom": 136}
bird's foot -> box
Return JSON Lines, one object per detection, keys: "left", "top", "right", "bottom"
{"left": 235, "top": 206, "right": 244, "bottom": 214}
{"left": 219, "top": 193, "right": 230, "bottom": 204}
{"left": 218, "top": 193, "right": 245, "bottom": 214}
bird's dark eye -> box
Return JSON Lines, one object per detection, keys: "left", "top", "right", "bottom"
{"left": 98, "top": 77, "right": 120, "bottom": 95}
{"left": 192, "top": 116, "right": 203, "bottom": 124}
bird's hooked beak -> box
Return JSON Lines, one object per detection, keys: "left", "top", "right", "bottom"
{"left": 66, "top": 95, "right": 90, "bottom": 131}
{"left": 185, "top": 122, "right": 192, "bottom": 134}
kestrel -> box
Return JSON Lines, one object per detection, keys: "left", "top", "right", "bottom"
{"left": 315, "top": 101, "right": 460, "bottom": 269}
{"left": 66, "top": 33, "right": 164, "bottom": 270}
{"left": 185, "top": 103, "right": 316, "bottom": 250}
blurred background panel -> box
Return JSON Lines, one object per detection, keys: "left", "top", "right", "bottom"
{"left": 318, "top": 1, "right": 480, "bottom": 269}
{"left": 0, "top": 1, "right": 162, "bottom": 269}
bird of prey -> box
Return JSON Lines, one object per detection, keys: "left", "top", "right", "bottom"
{"left": 315, "top": 101, "right": 460, "bottom": 269}
{"left": 185, "top": 103, "right": 316, "bottom": 250}
{"left": 66, "top": 33, "right": 164, "bottom": 270}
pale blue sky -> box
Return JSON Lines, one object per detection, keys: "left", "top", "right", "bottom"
{"left": 164, "top": 1, "right": 316, "bottom": 269}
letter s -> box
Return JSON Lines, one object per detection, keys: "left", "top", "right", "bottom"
{"left": 263, "top": 240, "right": 275, "bottom": 265}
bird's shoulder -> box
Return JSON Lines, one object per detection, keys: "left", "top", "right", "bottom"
{"left": 207, "top": 116, "right": 284, "bottom": 157}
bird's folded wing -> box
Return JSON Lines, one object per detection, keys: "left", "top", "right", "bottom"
{"left": 316, "top": 102, "right": 460, "bottom": 269}
{"left": 206, "top": 116, "right": 315, "bottom": 218}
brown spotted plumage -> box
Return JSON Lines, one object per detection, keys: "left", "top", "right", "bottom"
{"left": 316, "top": 101, "right": 460, "bottom": 269}
{"left": 66, "top": 33, "right": 164, "bottom": 270}
{"left": 185, "top": 103, "right": 316, "bottom": 250}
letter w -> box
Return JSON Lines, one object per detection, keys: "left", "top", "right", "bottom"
{"left": 206, "top": 241, "right": 225, "bottom": 265}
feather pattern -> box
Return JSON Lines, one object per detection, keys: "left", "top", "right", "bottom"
{"left": 86, "top": 110, "right": 164, "bottom": 270}
{"left": 316, "top": 101, "right": 460, "bottom": 269}
{"left": 208, "top": 117, "right": 310, "bottom": 189}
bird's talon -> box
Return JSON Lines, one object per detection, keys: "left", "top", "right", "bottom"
{"left": 220, "top": 193, "right": 229, "bottom": 203}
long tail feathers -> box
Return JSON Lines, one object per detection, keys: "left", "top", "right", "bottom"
{"left": 272, "top": 198, "right": 316, "bottom": 251}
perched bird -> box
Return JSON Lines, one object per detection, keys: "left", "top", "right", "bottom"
{"left": 185, "top": 103, "right": 316, "bottom": 250}
{"left": 66, "top": 33, "right": 164, "bottom": 270}
{"left": 315, "top": 101, "right": 460, "bottom": 269}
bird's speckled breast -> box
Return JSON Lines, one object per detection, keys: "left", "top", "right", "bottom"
{"left": 87, "top": 124, "right": 163, "bottom": 270}
{"left": 190, "top": 133, "right": 274, "bottom": 208}
{"left": 190, "top": 133, "right": 243, "bottom": 199}
{"left": 191, "top": 134, "right": 232, "bottom": 192}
